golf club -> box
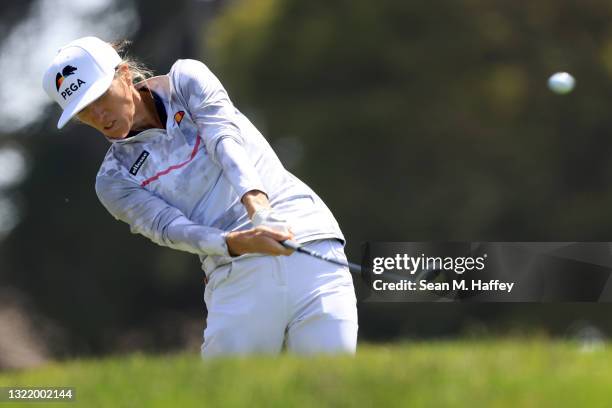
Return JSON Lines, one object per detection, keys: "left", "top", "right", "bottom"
{"left": 281, "top": 239, "right": 363, "bottom": 273}
{"left": 281, "top": 240, "right": 444, "bottom": 284}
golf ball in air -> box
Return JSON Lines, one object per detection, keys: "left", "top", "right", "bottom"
{"left": 548, "top": 72, "right": 575, "bottom": 94}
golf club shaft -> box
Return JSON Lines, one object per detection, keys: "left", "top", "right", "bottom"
{"left": 280, "top": 240, "right": 441, "bottom": 282}
{"left": 281, "top": 240, "right": 363, "bottom": 274}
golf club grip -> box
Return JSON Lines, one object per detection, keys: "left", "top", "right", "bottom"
{"left": 280, "top": 240, "right": 362, "bottom": 274}
{"left": 280, "top": 239, "right": 301, "bottom": 251}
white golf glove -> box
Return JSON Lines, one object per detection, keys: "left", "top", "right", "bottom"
{"left": 251, "top": 208, "right": 291, "bottom": 235}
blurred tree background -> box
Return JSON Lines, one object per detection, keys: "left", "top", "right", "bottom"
{"left": 3, "top": 0, "right": 612, "bottom": 363}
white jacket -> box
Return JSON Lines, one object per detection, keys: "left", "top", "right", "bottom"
{"left": 95, "top": 59, "right": 344, "bottom": 274}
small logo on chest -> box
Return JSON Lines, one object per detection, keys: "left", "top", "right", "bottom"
{"left": 174, "top": 111, "right": 185, "bottom": 126}
{"left": 130, "top": 151, "right": 150, "bottom": 175}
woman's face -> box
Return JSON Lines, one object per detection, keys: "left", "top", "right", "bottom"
{"left": 76, "top": 65, "right": 135, "bottom": 139}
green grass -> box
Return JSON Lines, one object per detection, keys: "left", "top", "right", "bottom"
{"left": 0, "top": 340, "right": 610, "bottom": 407}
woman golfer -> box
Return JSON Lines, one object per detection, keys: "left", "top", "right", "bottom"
{"left": 42, "top": 36, "right": 358, "bottom": 356}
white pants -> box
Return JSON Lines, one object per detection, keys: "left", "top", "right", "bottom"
{"left": 201, "top": 239, "right": 358, "bottom": 357}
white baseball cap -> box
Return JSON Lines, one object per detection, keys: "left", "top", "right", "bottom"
{"left": 42, "top": 36, "right": 122, "bottom": 129}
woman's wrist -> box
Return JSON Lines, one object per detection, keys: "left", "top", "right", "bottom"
{"left": 241, "top": 190, "right": 270, "bottom": 219}
{"left": 225, "top": 231, "right": 241, "bottom": 257}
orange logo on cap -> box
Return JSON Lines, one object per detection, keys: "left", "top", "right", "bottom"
{"left": 55, "top": 65, "right": 77, "bottom": 91}
{"left": 174, "top": 111, "right": 185, "bottom": 126}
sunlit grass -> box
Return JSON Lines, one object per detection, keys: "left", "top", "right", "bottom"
{"left": 0, "top": 340, "right": 609, "bottom": 407}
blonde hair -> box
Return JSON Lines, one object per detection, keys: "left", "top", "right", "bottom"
{"left": 110, "top": 39, "right": 154, "bottom": 84}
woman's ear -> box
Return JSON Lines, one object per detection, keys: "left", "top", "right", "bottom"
{"left": 117, "top": 63, "right": 132, "bottom": 84}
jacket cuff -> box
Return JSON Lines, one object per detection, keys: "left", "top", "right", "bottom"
{"left": 202, "top": 230, "right": 231, "bottom": 257}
